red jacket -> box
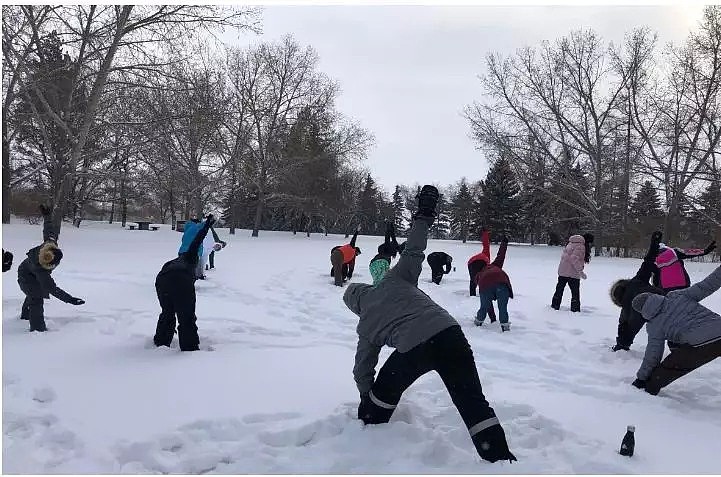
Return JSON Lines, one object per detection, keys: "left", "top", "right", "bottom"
{"left": 339, "top": 244, "right": 357, "bottom": 264}
{"left": 475, "top": 241, "right": 513, "bottom": 298}
{"left": 468, "top": 231, "right": 491, "bottom": 265}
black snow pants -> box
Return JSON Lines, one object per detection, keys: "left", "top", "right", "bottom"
{"left": 19, "top": 288, "right": 46, "bottom": 332}
{"left": 551, "top": 276, "right": 581, "bottom": 312}
{"left": 358, "top": 325, "right": 504, "bottom": 460}
{"left": 154, "top": 273, "right": 199, "bottom": 351}
{"left": 645, "top": 339, "right": 721, "bottom": 394}
{"left": 208, "top": 251, "right": 215, "bottom": 269}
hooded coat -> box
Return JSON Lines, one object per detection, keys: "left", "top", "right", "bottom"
{"left": 558, "top": 235, "right": 587, "bottom": 279}
{"left": 634, "top": 265, "right": 721, "bottom": 380}
{"left": 344, "top": 218, "right": 459, "bottom": 394}
{"left": 475, "top": 240, "right": 513, "bottom": 298}
{"left": 17, "top": 242, "right": 74, "bottom": 303}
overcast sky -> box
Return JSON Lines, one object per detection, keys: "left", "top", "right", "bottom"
{"left": 227, "top": 3, "right": 705, "bottom": 193}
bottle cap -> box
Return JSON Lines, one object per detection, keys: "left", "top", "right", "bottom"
{"left": 627, "top": 425, "right": 635, "bottom": 432}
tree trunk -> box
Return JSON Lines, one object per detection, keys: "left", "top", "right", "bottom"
{"left": 120, "top": 176, "right": 127, "bottom": 227}
{"left": 252, "top": 191, "right": 264, "bottom": 237}
{"left": 2, "top": 122, "right": 12, "bottom": 223}
{"left": 109, "top": 200, "right": 115, "bottom": 224}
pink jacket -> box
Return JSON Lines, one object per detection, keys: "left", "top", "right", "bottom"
{"left": 558, "top": 235, "right": 587, "bottom": 279}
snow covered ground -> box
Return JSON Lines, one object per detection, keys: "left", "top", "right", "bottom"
{"left": 2, "top": 220, "right": 721, "bottom": 474}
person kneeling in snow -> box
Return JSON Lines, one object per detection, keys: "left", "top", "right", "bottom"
{"left": 343, "top": 185, "right": 516, "bottom": 464}
{"left": 17, "top": 204, "right": 84, "bottom": 332}
{"left": 631, "top": 265, "right": 721, "bottom": 395}
{"left": 154, "top": 215, "right": 214, "bottom": 351}
{"left": 610, "top": 231, "right": 667, "bottom": 351}
{"left": 474, "top": 235, "right": 513, "bottom": 332}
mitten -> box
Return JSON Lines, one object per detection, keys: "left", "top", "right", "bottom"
{"left": 651, "top": 231, "right": 662, "bottom": 243}
{"left": 501, "top": 236, "right": 509, "bottom": 245}
{"left": 631, "top": 378, "right": 646, "bottom": 389}
{"left": 413, "top": 185, "right": 439, "bottom": 219}
{"left": 69, "top": 297, "right": 85, "bottom": 306}
{"left": 38, "top": 204, "right": 51, "bottom": 216}
{"left": 580, "top": 271, "right": 587, "bottom": 280}
{"left": 472, "top": 422, "right": 517, "bottom": 463}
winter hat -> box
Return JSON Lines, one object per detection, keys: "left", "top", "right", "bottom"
{"left": 38, "top": 242, "right": 62, "bottom": 270}
{"left": 343, "top": 283, "right": 372, "bottom": 316}
{"left": 582, "top": 233, "right": 595, "bottom": 244}
{"left": 610, "top": 279, "right": 629, "bottom": 307}
{"left": 632, "top": 292, "right": 664, "bottom": 320}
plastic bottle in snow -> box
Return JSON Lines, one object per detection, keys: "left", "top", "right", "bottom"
{"left": 619, "top": 425, "right": 635, "bottom": 457}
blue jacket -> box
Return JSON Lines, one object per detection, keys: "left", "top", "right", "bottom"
{"left": 179, "top": 221, "right": 203, "bottom": 257}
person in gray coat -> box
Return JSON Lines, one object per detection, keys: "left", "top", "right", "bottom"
{"left": 631, "top": 265, "right": 721, "bottom": 395}
{"left": 343, "top": 185, "right": 516, "bottom": 464}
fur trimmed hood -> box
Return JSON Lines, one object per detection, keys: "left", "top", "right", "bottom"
{"left": 610, "top": 279, "right": 629, "bottom": 307}
{"left": 38, "top": 242, "right": 61, "bottom": 270}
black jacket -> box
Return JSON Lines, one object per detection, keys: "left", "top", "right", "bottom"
{"left": 427, "top": 252, "right": 452, "bottom": 274}
{"left": 157, "top": 218, "right": 213, "bottom": 282}
{"left": 17, "top": 243, "right": 74, "bottom": 302}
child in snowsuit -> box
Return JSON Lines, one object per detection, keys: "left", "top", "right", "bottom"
{"left": 551, "top": 233, "right": 594, "bottom": 312}
{"left": 343, "top": 186, "right": 516, "bottom": 464}
{"left": 426, "top": 251, "right": 452, "bottom": 285}
{"left": 652, "top": 240, "right": 716, "bottom": 292}
{"left": 610, "top": 231, "right": 667, "bottom": 351}
{"left": 3, "top": 248, "right": 13, "bottom": 272}
{"left": 207, "top": 226, "right": 227, "bottom": 271}
{"left": 467, "top": 230, "right": 496, "bottom": 321}
{"left": 154, "top": 215, "right": 214, "bottom": 351}
{"left": 330, "top": 225, "right": 362, "bottom": 287}
{"left": 474, "top": 236, "right": 513, "bottom": 332}
{"left": 17, "top": 206, "right": 85, "bottom": 332}
{"left": 631, "top": 265, "right": 721, "bottom": 395}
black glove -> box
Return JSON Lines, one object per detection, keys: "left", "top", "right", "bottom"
{"left": 501, "top": 236, "right": 509, "bottom": 245}
{"left": 205, "top": 214, "right": 215, "bottom": 226}
{"left": 220, "top": 240, "right": 227, "bottom": 248}
{"left": 38, "top": 204, "right": 51, "bottom": 216}
{"left": 651, "top": 231, "right": 662, "bottom": 243}
{"left": 2, "top": 250, "right": 13, "bottom": 272}
{"left": 414, "top": 185, "right": 439, "bottom": 219}
{"left": 472, "top": 422, "right": 517, "bottom": 463}
{"left": 631, "top": 378, "right": 646, "bottom": 389}
{"left": 705, "top": 241, "right": 716, "bottom": 254}
{"left": 69, "top": 297, "right": 85, "bottom": 306}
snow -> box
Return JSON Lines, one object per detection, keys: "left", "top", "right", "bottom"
{"left": 3, "top": 221, "right": 721, "bottom": 473}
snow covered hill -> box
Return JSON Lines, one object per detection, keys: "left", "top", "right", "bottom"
{"left": 3, "top": 222, "right": 720, "bottom": 473}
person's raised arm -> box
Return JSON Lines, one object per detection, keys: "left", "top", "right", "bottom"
{"left": 386, "top": 186, "right": 439, "bottom": 286}
{"left": 634, "top": 231, "right": 662, "bottom": 282}
{"left": 350, "top": 224, "right": 361, "bottom": 247}
{"left": 492, "top": 237, "right": 508, "bottom": 268}
{"left": 674, "top": 264, "right": 721, "bottom": 302}
{"left": 187, "top": 216, "right": 214, "bottom": 260}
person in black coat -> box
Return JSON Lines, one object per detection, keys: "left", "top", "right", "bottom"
{"left": 17, "top": 205, "right": 84, "bottom": 332}
{"left": 426, "top": 251, "right": 453, "bottom": 284}
{"left": 3, "top": 249, "right": 13, "bottom": 272}
{"left": 610, "top": 231, "right": 667, "bottom": 351}
{"left": 154, "top": 214, "right": 214, "bottom": 351}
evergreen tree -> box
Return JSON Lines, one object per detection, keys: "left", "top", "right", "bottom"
{"left": 357, "top": 174, "right": 382, "bottom": 235}
{"left": 478, "top": 156, "right": 521, "bottom": 241}
{"left": 449, "top": 178, "right": 475, "bottom": 243}
{"left": 392, "top": 185, "right": 406, "bottom": 235}
{"left": 430, "top": 190, "right": 450, "bottom": 239}
{"left": 695, "top": 180, "right": 721, "bottom": 235}
{"left": 630, "top": 181, "right": 663, "bottom": 219}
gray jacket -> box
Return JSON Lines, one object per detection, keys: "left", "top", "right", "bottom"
{"left": 343, "top": 218, "right": 459, "bottom": 394}
{"left": 636, "top": 265, "right": 721, "bottom": 380}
